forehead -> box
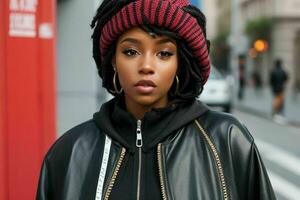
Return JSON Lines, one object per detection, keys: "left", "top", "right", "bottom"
{"left": 117, "top": 27, "right": 177, "bottom": 46}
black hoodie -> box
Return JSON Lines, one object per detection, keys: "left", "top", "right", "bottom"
{"left": 93, "top": 97, "right": 208, "bottom": 199}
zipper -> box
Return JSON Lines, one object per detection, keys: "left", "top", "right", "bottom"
{"left": 136, "top": 120, "right": 143, "bottom": 148}
{"left": 157, "top": 143, "right": 168, "bottom": 200}
{"left": 194, "top": 120, "right": 229, "bottom": 200}
{"left": 136, "top": 120, "right": 143, "bottom": 200}
{"left": 103, "top": 147, "right": 126, "bottom": 200}
{"left": 103, "top": 120, "right": 143, "bottom": 200}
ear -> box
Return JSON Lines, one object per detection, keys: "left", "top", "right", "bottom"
{"left": 111, "top": 55, "right": 116, "bottom": 70}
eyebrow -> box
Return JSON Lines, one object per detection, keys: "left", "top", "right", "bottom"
{"left": 120, "top": 38, "right": 140, "bottom": 44}
{"left": 157, "top": 38, "right": 177, "bottom": 45}
{"left": 120, "top": 37, "right": 176, "bottom": 46}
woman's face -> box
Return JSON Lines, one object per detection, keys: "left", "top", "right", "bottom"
{"left": 112, "top": 27, "right": 178, "bottom": 109}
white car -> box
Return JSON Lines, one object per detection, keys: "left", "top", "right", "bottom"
{"left": 198, "top": 66, "right": 233, "bottom": 112}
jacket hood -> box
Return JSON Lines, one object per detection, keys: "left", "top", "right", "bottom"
{"left": 93, "top": 97, "right": 208, "bottom": 152}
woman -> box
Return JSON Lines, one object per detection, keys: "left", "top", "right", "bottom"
{"left": 36, "top": 0, "right": 276, "bottom": 199}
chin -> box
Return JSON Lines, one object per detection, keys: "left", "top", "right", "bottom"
{"left": 134, "top": 95, "right": 166, "bottom": 108}
{"left": 136, "top": 96, "right": 158, "bottom": 105}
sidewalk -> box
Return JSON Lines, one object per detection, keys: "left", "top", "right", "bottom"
{"left": 235, "top": 86, "right": 300, "bottom": 126}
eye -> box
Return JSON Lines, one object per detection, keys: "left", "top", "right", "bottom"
{"left": 122, "top": 49, "right": 139, "bottom": 57}
{"left": 158, "top": 51, "right": 174, "bottom": 59}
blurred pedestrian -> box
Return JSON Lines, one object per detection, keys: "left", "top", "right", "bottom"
{"left": 238, "top": 55, "right": 246, "bottom": 100}
{"left": 270, "top": 59, "right": 288, "bottom": 118}
{"left": 252, "top": 69, "right": 262, "bottom": 95}
{"left": 36, "top": 0, "right": 275, "bottom": 199}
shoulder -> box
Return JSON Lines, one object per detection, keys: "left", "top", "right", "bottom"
{"left": 196, "top": 110, "right": 257, "bottom": 169}
{"left": 44, "top": 119, "right": 103, "bottom": 163}
{"left": 197, "top": 109, "right": 254, "bottom": 147}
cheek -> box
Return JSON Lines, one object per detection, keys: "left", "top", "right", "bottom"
{"left": 116, "top": 66, "right": 136, "bottom": 91}
{"left": 115, "top": 55, "right": 135, "bottom": 86}
{"left": 118, "top": 69, "right": 133, "bottom": 85}
{"left": 161, "top": 61, "right": 178, "bottom": 85}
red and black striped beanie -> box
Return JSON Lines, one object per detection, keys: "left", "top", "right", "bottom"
{"left": 99, "top": 0, "right": 210, "bottom": 84}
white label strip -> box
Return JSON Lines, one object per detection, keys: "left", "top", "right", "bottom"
{"left": 9, "top": 29, "right": 36, "bottom": 37}
{"left": 95, "top": 135, "right": 111, "bottom": 200}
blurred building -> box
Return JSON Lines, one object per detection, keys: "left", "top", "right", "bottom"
{"left": 240, "top": 0, "right": 300, "bottom": 88}
{"left": 216, "top": 0, "right": 231, "bottom": 36}
{"left": 202, "top": 0, "right": 218, "bottom": 39}
{"left": 206, "top": 0, "right": 300, "bottom": 88}
{"left": 205, "top": 0, "right": 234, "bottom": 72}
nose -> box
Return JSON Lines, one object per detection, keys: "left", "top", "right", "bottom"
{"left": 139, "top": 53, "right": 155, "bottom": 75}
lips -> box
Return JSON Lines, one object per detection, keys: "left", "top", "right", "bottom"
{"left": 134, "top": 80, "right": 157, "bottom": 87}
{"left": 134, "top": 80, "right": 157, "bottom": 94}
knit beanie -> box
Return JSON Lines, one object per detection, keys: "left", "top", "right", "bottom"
{"left": 99, "top": 0, "right": 210, "bottom": 84}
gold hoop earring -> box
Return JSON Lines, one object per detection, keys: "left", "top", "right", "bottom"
{"left": 175, "top": 75, "right": 180, "bottom": 95}
{"left": 113, "top": 71, "right": 123, "bottom": 95}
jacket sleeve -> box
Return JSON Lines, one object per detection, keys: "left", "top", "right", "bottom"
{"left": 246, "top": 142, "right": 276, "bottom": 200}
{"left": 228, "top": 123, "right": 276, "bottom": 200}
{"left": 36, "top": 158, "right": 51, "bottom": 200}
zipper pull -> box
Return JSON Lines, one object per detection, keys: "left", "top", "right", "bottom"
{"left": 136, "top": 120, "right": 143, "bottom": 148}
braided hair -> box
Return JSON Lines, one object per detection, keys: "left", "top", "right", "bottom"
{"left": 91, "top": 0, "right": 210, "bottom": 102}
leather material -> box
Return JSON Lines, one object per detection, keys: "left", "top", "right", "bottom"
{"left": 36, "top": 111, "right": 276, "bottom": 200}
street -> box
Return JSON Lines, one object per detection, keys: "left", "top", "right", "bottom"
{"left": 233, "top": 109, "right": 300, "bottom": 200}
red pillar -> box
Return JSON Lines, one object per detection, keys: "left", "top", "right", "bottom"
{"left": 0, "top": 1, "right": 8, "bottom": 199}
{"left": 0, "top": 0, "right": 56, "bottom": 199}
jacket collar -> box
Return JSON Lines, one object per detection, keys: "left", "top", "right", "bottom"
{"left": 93, "top": 97, "right": 209, "bottom": 152}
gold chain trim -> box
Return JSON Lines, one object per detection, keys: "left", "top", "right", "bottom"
{"left": 194, "top": 120, "right": 229, "bottom": 200}
{"left": 103, "top": 147, "right": 126, "bottom": 200}
{"left": 157, "top": 143, "right": 168, "bottom": 200}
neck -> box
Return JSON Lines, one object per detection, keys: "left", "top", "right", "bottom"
{"left": 125, "top": 97, "right": 169, "bottom": 120}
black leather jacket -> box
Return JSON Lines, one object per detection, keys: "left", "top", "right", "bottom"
{"left": 36, "top": 99, "right": 276, "bottom": 200}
